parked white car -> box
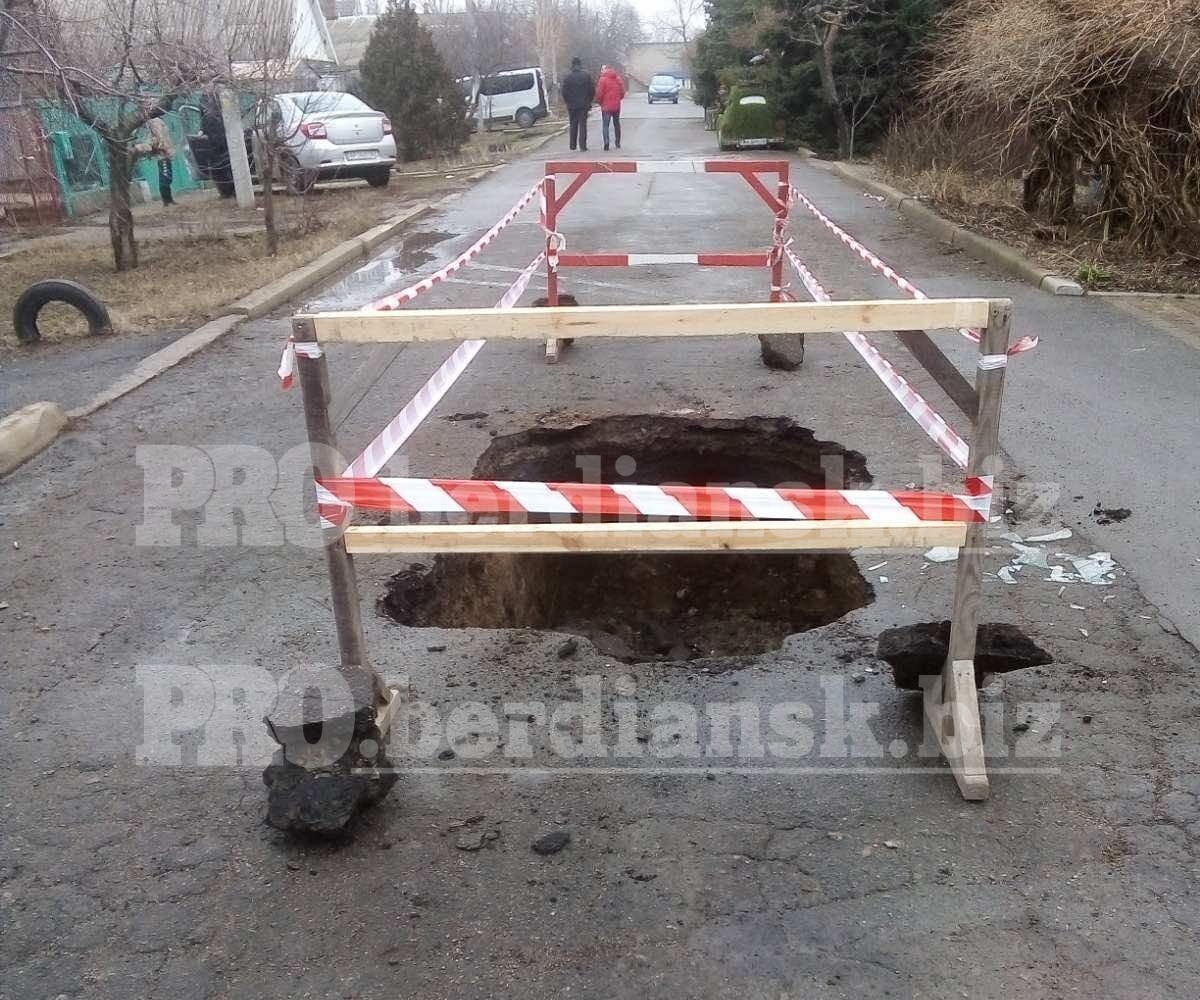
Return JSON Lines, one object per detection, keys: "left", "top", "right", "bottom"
{"left": 260, "top": 91, "right": 396, "bottom": 192}
{"left": 460, "top": 68, "right": 549, "bottom": 129}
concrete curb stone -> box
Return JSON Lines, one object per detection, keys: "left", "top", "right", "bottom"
{"left": 0, "top": 400, "right": 70, "bottom": 475}
{"left": 823, "top": 161, "right": 1084, "bottom": 297}
{"left": 229, "top": 241, "right": 369, "bottom": 319}
{"left": 68, "top": 314, "right": 246, "bottom": 419}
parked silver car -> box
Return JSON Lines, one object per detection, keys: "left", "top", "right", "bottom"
{"left": 260, "top": 91, "right": 396, "bottom": 192}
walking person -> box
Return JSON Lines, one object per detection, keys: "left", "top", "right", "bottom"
{"left": 138, "top": 109, "right": 176, "bottom": 207}
{"left": 561, "top": 56, "right": 594, "bottom": 152}
{"left": 595, "top": 64, "right": 625, "bottom": 151}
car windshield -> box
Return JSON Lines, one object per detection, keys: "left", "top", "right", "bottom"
{"left": 651, "top": 76, "right": 677, "bottom": 87}
{"left": 283, "top": 92, "right": 372, "bottom": 116}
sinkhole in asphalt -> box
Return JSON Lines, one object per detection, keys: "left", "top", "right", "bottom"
{"left": 379, "top": 416, "right": 876, "bottom": 662}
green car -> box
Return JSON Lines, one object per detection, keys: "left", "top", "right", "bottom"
{"left": 717, "top": 88, "right": 785, "bottom": 151}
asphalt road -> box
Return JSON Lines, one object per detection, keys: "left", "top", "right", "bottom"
{"left": 2, "top": 100, "right": 1199, "bottom": 999}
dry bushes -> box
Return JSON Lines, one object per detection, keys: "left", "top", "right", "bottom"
{"left": 903, "top": 0, "right": 1200, "bottom": 248}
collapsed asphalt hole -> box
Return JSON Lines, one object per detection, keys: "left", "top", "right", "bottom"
{"left": 379, "top": 416, "right": 876, "bottom": 663}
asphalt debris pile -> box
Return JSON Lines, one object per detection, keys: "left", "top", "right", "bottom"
{"left": 877, "top": 620, "right": 1053, "bottom": 690}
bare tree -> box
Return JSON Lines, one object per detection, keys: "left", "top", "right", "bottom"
{"left": 563, "top": 0, "right": 642, "bottom": 74}
{"left": 234, "top": 0, "right": 310, "bottom": 254}
{"left": 654, "top": 0, "right": 701, "bottom": 46}
{"left": 0, "top": 0, "right": 251, "bottom": 270}
{"left": 535, "top": 0, "right": 562, "bottom": 96}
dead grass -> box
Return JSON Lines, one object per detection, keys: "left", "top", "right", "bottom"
{"left": 881, "top": 145, "right": 1200, "bottom": 294}
{"left": 0, "top": 174, "right": 463, "bottom": 348}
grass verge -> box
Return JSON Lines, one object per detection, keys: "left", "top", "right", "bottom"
{"left": 1, "top": 174, "right": 464, "bottom": 348}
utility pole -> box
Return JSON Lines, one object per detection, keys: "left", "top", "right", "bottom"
{"left": 218, "top": 88, "right": 255, "bottom": 210}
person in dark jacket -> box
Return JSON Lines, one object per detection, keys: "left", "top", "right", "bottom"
{"left": 560, "top": 57, "right": 594, "bottom": 152}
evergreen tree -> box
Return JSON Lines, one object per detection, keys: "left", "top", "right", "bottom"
{"left": 359, "top": 1, "right": 472, "bottom": 162}
{"left": 694, "top": 0, "right": 948, "bottom": 156}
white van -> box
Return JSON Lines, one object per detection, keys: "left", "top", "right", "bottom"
{"left": 462, "top": 67, "right": 549, "bottom": 129}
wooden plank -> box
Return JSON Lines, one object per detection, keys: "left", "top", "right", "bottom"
{"left": 300, "top": 299, "right": 997, "bottom": 344}
{"left": 293, "top": 317, "right": 389, "bottom": 708}
{"left": 375, "top": 685, "right": 405, "bottom": 739}
{"left": 896, "top": 330, "right": 979, "bottom": 421}
{"left": 342, "top": 519, "right": 969, "bottom": 555}
{"left": 926, "top": 299, "right": 1011, "bottom": 802}
{"left": 923, "top": 663, "right": 989, "bottom": 800}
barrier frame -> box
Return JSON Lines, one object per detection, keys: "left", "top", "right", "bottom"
{"left": 539, "top": 159, "right": 791, "bottom": 361}
{"left": 289, "top": 293, "right": 1012, "bottom": 801}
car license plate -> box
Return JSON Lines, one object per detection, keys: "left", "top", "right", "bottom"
{"left": 739, "top": 138, "right": 769, "bottom": 148}
{"left": 345, "top": 150, "right": 376, "bottom": 161}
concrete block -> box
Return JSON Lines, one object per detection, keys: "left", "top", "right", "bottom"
{"left": 1042, "top": 274, "right": 1085, "bottom": 296}
{"left": 0, "top": 401, "right": 69, "bottom": 476}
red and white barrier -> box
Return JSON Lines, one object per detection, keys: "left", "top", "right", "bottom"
{"left": 367, "top": 179, "right": 545, "bottom": 311}
{"left": 786, "top": 246, "right": 973, "bottom": 471}
{"left": 316, "top": 476, "right": 988, "bottom": 526}
{"left": 546, "top": 159, "right": 788, "bottom": 175}
{"left": 789, "top": 184, "right": 1038, "bottom": 356}
{"left": 341, "top": 251, "right": 546, "bottom": 479}
{"left": 556, "top": 252, "right": 770, "bottom": 268}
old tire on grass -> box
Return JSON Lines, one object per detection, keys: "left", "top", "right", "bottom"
{"left": 13, "top": 279, "right": 113, "bottom": 344}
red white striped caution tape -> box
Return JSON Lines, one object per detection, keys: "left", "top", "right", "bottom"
{"left": 340, "top": 339, "right": 485, "bottom": 480}
{"left": 367, "top": 179, "right": 545, "bottom": 311}
{"left": 789, "top": 185, "right": 1038, "bottom": 357}
{"left": 315, "top": 476, "right": 988, "bottom": 527}
{"left": 277, "top": 340, "right": 323, "bottom": 389}
{"left": 340, "top": 252, "right": 547, "bottom": 480}
{"left": 785, "top": 246, "right": 973, "bottom": 471}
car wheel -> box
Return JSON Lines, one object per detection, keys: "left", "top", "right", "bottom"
{"left": 215, "top": 180, "right": 235, "bottom": 198}
{"left": 672, "top": 97, "right": 679, "bottom": 104}
{"left": 281, "top": 154, "right": 317, "bottom": 196}
{"left": 366, "top": 167, "right": 391, "bottom": 188}
{"left": 514, "top": 107, "right": 536, "bottom": 129}
{"left": 13, "top": 279, "right": 113, "bottom": 343}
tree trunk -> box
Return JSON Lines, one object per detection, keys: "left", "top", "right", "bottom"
{"left": 106, "top": 138, "right": 138, "bottom": 272}
{"left": 262, "top": 138, "right": 278, "bottom": 256}
{"left": 816, "top": 20, "right": 851, "bottom": 159}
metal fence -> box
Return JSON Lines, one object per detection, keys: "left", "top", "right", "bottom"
{"left": 0, "top": 107, "right": 65, "bottom": 229}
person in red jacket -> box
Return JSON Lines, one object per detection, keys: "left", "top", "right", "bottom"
{"left": 594, "top": 64, "right": 626, "bottom": 151}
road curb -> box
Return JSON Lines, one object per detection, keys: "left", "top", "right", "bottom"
{"left": 68, "top": 314, "right": 246, "bottom": 419}
{"left": 823, "top": 161, "right": 1084, "bottom": 297}
{"left": 0, "top": 400, "right": 70, "bottom": 475}
{"left": 229, "top": 203, "right": 434, "bottom": 318}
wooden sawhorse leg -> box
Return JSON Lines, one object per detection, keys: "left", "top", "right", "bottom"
{"left": 923, "top": 300, "right": 1011, "bottom": 801}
